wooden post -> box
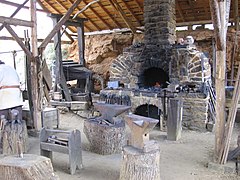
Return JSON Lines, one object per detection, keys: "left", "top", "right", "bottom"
{"left": 167, "top": 98, "right": 183, "bottom": 141}
{"left": 30, "top": 0, "right": 41, "bottom": 130}
{"left": 209, "top": 0, "right": 231, "bottom": 163}
{"left": 77, "top": 23, "right": 85, "bottom": 66}
{"left": 52, "top": 16, "right": 62, "bottom": 91}
{"left": 52, "top": 17, "right": 72, "bottom": 102}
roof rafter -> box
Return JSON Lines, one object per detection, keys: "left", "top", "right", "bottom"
{"left": 132, "top": 0, "right": 143, "bottom": 12}
{"left": 67, "top": 0, "right": 101, "bottom": 31}
{"left": 42, "top": 0, "right": 78, "bottom": 33}
{"left": 82, "top": 0, "right": 112, "bottom": 29}
{"left": 118, "top": 0, "right": 141, "bottom": 26}
{"left": 203, "top": 3, "right": 210, "bottom": 21}
{"left": 109, "top": 0, "right": 136, "bottom": 33}
{"left": 40, "top": 0, "right": 58, "bottom": 14}
{"left": 176, "top": 1, "right": 185, "bottom": 22}
{"left": 97, "top": 1, "right": 122, "bottom": 28}
{"left": 187, "top": 0, "right": 199, "bottom": 21}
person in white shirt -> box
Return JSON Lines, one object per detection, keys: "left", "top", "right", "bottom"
{"left": 0, "top": 60, "right": 23, "bottom": 120}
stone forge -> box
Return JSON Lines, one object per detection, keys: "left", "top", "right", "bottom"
{"left": 105, "top": 0, "right": 213, "bottom": 131}
{"left": 83, "top": 103, "right": 131, "bottom": 155}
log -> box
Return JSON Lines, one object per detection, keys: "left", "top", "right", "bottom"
{"left": 1, "top": 120, "right": 28, "bottom": 155}
{"left": 83, "top": 119, "right": 125, "bottom": 155}
{"left": 0, "top": 154, "right": 59, "bottom": 180}
{"left": 120, "top": 145, "right": 160, "bottom": 180}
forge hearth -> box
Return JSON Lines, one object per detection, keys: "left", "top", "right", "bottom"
{"left": 104, "top": 0, "right": 213, "bottom": 131}
{"left": 142, "top": 67, "right": 169, "bottom": 88}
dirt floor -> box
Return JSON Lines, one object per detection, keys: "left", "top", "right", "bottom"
{"left": 28, "top": 111, "right": 240, "bottom": 180}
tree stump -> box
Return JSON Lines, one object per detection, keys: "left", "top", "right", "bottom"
{"left": 0, "top": 154, "right": 59, "bottom": 180}
{"left": 1, "top": 120, "right": 28, "bottom": 155}
{"left": 83, "top": 119, "right": 125, "bottom": 155}
{"left": 120, "top": 146, "right": 160, "bottom": 180}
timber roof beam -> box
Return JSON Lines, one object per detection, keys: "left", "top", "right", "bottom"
{"left": 97, "top": 2, "right": 122, "bottom": 29}
{"left": 109, "top": 0, "right": 136, "bottom": 33}
{"left": 118, "top": 0, "right": 141, "bottom": 26}
{"left": 67, "top": 0, "right": 101, "bottom": 31}
{"left": 176, "top": 1, "right": 185, "bottom": 22}
{"left": 82, "top": 0, "right": 112, "bottom": 29}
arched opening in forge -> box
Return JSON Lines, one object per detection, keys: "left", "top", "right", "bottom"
{"left": 134, "top": 104, "right": 161, "bottom": 121}
{"left": 143, "top": 67, "right": 169, "bottom": 88}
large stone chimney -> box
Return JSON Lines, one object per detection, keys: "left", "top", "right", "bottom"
{"left": 144, "top": 0, "right": 176, "bottom": 49}
{"left": 110, "top": 0, "right": 176, "bottom": 88}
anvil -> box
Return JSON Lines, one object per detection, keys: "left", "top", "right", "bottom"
{"left": 125, "top": 114, "right": 159, "bottom": 150}
{"left": 94, "top": 102, "right": 131, "bottom": 124}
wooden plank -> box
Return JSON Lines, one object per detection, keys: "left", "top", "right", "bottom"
{"left": 0, "top": 0, "right": 29, "bottom": 32}
{"left": 220, "top": 62, "right": 240, "bottom": 164}
{"left": 0, "top": 16, "right": 33, "bottom": 27}
{"left": 3, "top": 23, "right": 33, "bottom": 59}
{"left": 40, "top": 142, "right": 69, "bottom": 154}
{"left": 41, "top": 108, "right": 59, "bottom": 129}
{"left": 68, "top": 129, "right": 83, "bottom": 174}
{"left": 39, "top": 0, "right": 83, "bottom": 49}
{"left": 44, "top": 129, "right": 70, "bottom": 134}
{"left": 0, "top": 35, "right": 71, "bottom": 43}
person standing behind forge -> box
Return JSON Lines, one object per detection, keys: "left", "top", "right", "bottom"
{"left": 0, "top": 60, "right": 23, "bottom": 120}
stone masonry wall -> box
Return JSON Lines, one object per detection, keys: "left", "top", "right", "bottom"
{"left": 179, "top": 93, "right": 209, "bottom": 131}
{"left": 170, "top": 47, "right": 211, "bottom": 85}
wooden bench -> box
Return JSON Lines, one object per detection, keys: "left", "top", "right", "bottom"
{"left": 40, "top": 128, "right": 83, "bottom": 175}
